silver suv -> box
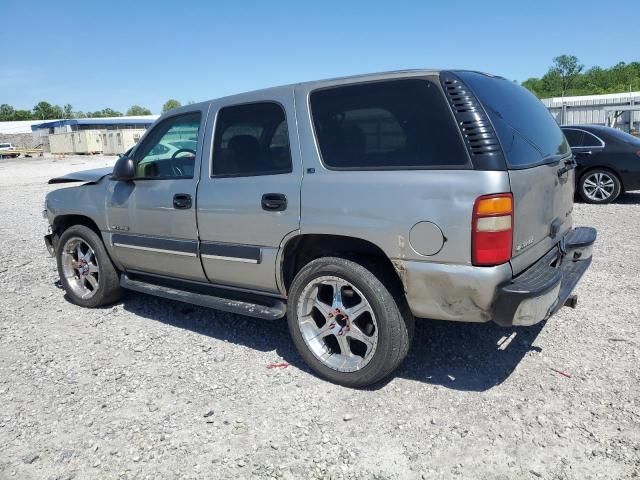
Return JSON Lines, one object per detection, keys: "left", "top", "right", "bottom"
{"left": 44, "top": 70, "right": 596, "bottom": 387}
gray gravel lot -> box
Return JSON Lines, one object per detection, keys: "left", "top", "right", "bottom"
{"left": 0, "top": 155, "right": 638, "bottom": 480}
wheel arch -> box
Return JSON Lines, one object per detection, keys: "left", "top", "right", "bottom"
{"left": 52, "top": 214, "right": 102, "bottom": 238}
{"left": 279, "top": 233, "right": 405, "bottom": 296}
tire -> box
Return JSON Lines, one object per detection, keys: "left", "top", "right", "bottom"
{"left": 56, "top": 225, "right": 122, "bottom": 308}
{"left": 578, "top": 169, "right": 622, "bottom": 204}
{"left": 286, "top": 257, "right": 414, "bottom": 387}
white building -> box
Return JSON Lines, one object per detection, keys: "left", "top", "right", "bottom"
{"left": 31, "top": 116, "right": 157, "bottom": 154}
{"left": 542, "top": 91, "right": 640, "bottom": 132}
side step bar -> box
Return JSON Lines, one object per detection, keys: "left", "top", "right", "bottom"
{"left": 120, "top": 273, "right": 286, "bottom": 320}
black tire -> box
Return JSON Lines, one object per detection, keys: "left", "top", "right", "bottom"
{"left": 578, "top": 169, "right": 622, "bottom": 204}
{"left": 286, "top": 257, "right": 414, "bottom": 388}
{"left": 56, "top": 225, "right": 122, "bottom": 308}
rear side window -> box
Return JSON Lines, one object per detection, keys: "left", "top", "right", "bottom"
{"left": 563, "top": 129, "right": 583, "bottom": 147}
{"left": 212, "top": 102, "right": 292, "bottom": 177}
{"left": 310, "top": 79, "right": 468, "bottom": 169}
{"left": 581, "top": 131, "right": 603, "bottom": 147}
{"left": 457, "top": 72, "right": 570, "bottom": 168}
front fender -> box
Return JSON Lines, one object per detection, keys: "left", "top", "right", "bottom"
{"left": 46, "top": 181, "right": 109, "bottom": 232}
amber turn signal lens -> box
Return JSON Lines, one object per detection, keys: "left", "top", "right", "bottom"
{"left": 475, "top": 196, "right": 513, "bottom": 216}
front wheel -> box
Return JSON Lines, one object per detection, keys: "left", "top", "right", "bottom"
{"left": 56, "top": 225, "right": 122, "bottom": 308}
{"left": 578, "top": 169, "right": 621, "bottom": 204}
{"left": 287, "top": 257, "right": 414, "bottom": 387}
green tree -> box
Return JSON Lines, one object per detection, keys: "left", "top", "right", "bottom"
{"left": 13, "top": 110, "right": 33, "bottom": 121}
{"left": 32, "top": 101, "right": 57, "bottom": 119}
{"left": 551, "top": 54, "right": 584, "bottom": 96}
{"left": 0, "top": 104, "right": 16, "bottom": 121}
{"left": 126, "top": 105, "right": 152, "bottom": 116}
{"left": 521, "top": 78, "right": 544, "bottom": 97}
{"left": 162, "top": 99, "right": 181, "bottom": 113}
{"left": 522, "top": 57, "right": 640, "bottom": 98}
{"left": 88, "top": 108, "right": 123, "bottom": 118}
{"left": 63, "top": 104, "right": 73, "bottom": 118}
{"left": 100, "top": 108, "right": 123, "bottom": 117}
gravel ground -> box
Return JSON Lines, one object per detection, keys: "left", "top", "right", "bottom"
{"left": 0, "top": 155, "right": 638, "bottom": 480}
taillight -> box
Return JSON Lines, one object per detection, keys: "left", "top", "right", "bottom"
{"left": 472, "top": 193, "right": 513, "bottom": 266}
{"left": 636, "top": 149, "right": 640, "bottom": 158}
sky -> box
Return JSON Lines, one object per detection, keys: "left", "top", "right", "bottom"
{"left": 1, "top": 0, "right": 638, "bottom": 114}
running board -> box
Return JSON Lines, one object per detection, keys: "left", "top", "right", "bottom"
{"left": 120, "top": 274, "right": 286, "bottom": 320}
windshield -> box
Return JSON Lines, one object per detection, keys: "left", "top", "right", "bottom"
{"left": 456, "top": 71, "right": 570, "bottom": 168}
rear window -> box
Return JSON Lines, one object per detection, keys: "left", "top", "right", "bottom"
{"left": 310, "top": 79, "right": 468, "bottom": 169}
{"left": 604, "top": 127, "right": 640, "bottom": 146}
{"left": 457, "top": 72, "right": 570, "bottom": 168}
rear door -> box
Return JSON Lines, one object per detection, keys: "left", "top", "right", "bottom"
{"left": 456, "top": 72, "right": 575, "bottom": 274}
{"left": 196, "top": 90, "right": 302, "bottom": 293}
{"left": 569, "top": 128, "right": 606, "bottom": 163}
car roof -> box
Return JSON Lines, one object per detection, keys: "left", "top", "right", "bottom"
{"left": 561, "top": 124, "right": 613, "bottom": 133}
{"left": 160, "top": 69, "right": 503, "bottom": 122}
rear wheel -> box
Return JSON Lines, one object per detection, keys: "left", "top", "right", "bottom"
{"left": 56, "top": 225, "right": 122, "bottom": 308}
{"left": 579, "top": 169, "right": 621, "bottom": 204}
{"left": 287, "top": 257, "right": 413, "bottom": 387}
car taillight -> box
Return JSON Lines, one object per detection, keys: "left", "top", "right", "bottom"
{"left": 636, "top": 149, "right": 640, "bottom": 158}
{"left": 472, "top": 193, "right": 513, "bottom": 266}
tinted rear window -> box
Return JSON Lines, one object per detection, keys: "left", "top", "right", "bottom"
{"left": 562, "top": 128, "right": 583, "bottom": 146}
{"left": 603, "top": 127, "right": 640, "bottom": 146}
{"left": 310, "top": 79, "right": 468, "bottom": 169}
{"left": 457, "top": 72, "right": 570, "bottom": 168}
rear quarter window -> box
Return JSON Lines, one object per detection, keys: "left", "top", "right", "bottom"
{"left": 309, "top": 79, "right": 469, "bottom": 170}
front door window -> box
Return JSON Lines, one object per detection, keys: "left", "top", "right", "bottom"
{"left": 133, "top": 113, "right": 201, "bottom": 179}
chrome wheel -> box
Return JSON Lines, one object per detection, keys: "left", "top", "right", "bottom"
{"left": 296, "top": 276, "right": 378, "bottom": 372}
{"left": 583, "top": 172, "right": 615, "bottom": 202}
{"left": 61, "top": 237, "right": 100, "bottom": 299}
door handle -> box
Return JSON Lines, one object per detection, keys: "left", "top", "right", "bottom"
{"left": 173, "top": 193, "right": 192, "bottom": 209}
{"left": 576, "top": 151, "right": 592, "bottom": 156}
{"left": 261, "top": 193, "right": 287, "bottom": 211}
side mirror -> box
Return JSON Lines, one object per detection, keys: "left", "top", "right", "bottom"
{"left": 112, "top": 155, "right": 135, "bottom": 181}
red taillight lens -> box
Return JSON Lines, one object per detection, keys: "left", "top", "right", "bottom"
{"left": 636, "top": 149, "right": 640, "bottom": 158}
{"left": 472, "top": 193, "right": 513, "bottom": 266}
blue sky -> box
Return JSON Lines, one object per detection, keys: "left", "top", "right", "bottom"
{"left": 1, "top": 0, "right": 638, "bottom": 114}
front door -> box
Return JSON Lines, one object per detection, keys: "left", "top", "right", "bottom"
{"left": 106, "top": 108, "right": 209, "bottom": 281}
{"left": 196, "top": 93, "right": 302, "bottom": 293}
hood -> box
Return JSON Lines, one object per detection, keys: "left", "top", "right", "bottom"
{"left": 48, "top": 166, "right": 113, "bottom": 185}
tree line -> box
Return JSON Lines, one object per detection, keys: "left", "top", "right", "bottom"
{"left": 522, "top": 55, "right": 640, "bottom": 98}
{"left": 0, "top": 99, "right": 185, "bottom": 122}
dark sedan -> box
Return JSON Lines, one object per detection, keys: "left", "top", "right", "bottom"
{"left": 561, "top": 125, "right": 640, "bottom": 203}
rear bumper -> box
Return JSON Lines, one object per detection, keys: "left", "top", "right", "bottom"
{"left": 492, "top": 227, "right": 596, "bottom": 327}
